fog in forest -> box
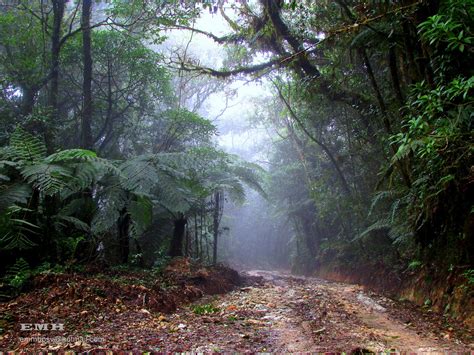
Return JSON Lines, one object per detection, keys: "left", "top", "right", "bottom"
{"left": 161, "top": 8, "right": 294, "bottom": 270}
{"left": 0, "top": 0, "right": 473, "bottom": 351}
{"left": 1, "top": 0, "right": 471, "bottom": 289}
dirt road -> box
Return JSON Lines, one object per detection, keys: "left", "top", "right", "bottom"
{"left": 155, "top": 270, "right": 473, "bottom": 353}
{"left": 4, "top": 269, "right": 472, "bottom": 352}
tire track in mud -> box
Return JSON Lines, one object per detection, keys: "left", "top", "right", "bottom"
{"left": 243, "top": 270, "right": 472, "bottom": 353}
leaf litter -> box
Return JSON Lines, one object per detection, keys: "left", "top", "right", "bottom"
{"left": 0, "top": 264, "right": 472, "bottom": 352}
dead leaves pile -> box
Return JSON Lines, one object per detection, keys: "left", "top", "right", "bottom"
{"left": 0, "top": 259, "right": 242, "bottom": 352}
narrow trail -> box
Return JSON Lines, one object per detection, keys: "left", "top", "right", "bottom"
{"left": 154, "top": 270, "right": 472, "bottom": 353}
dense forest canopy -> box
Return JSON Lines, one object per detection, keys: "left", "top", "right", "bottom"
{"left": 0, "top": 0, "right": 472, "bottom": 296}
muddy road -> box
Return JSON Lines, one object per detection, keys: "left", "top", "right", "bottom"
{"left": 146, "top": 270, "right": 473, "bottom": 352}
{"left": 3, "top": 269, "right": 472, "bottom": 352}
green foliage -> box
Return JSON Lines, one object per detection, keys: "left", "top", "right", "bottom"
{"left": 56, "top": 235, "right": 85, "bottom": 262}
{"left": 0, "top": 206, "right": 39, "bottom": 250}
{"left": 34, "top": 262, "right": 66, "bottom": 275}
{"left": 390, "top": 74, "right": 473, "bottom": 242}
{"left": 408, "top": 260, "right": 423, "bottom": 270}
{"left": 463, "top": 269, "right": 474, "bottom": 285}
{"left": 0, "top": 129, "right": 106, "bottom": 256}
{"left": 4, "top": 258, "right": 31, "bottom": 292}
{"left": 0, "top": 0, "right": 268, "bottom": 272}
{"left": 0, "top": 0, "right": 470, "bottom": 282}
{"left": 8, "top": 128, "right": 47, "bottom": 163}
{"left": 0, "top": 6, "right": 46, "bottom": 86}
{"left": 0, "top": 184, "right": 32, "bottom": 211}
{"left": 418, "top": 0, "right": 473, "bottom": 53}
{"left": 191, "top": 303, "right": 220, "bottom": 315}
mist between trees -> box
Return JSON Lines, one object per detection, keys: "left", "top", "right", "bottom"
{"left": 0, "top": 0, "right": 472, "bottom": 294}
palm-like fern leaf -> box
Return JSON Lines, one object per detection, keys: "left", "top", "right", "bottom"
{"left": 21, "top": 163, "right": 74, "bottom": 195}
{"left": 9, "top": 128, "right": 46, "bottom": 163}
{"left": 0, "top": 183, "right": 32, "bottom": 211}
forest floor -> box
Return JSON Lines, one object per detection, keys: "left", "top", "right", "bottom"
{"left": 1, "top": 265, "right": 473, "bottom": 352}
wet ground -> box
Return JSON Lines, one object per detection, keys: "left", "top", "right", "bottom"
{"left": 171, "top": 269, "right": 473, "bottom": 353}
{"left": 2, "top": 269, "right": 473, "bottom": 352}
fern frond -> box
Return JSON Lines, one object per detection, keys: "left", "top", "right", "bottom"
{"left": 91, "top": 187, "right": 127, "bottom": 234}
{"left": 353, "top": 219, "right": 391, "bottom": 241}
{"left": 9, "top": 127, "right": 47, "bottom": 163}
{"left": 21, "top": 163, "right": 73, "bottom": 195}
{"left": 129, "top": 194, "right": 153, "bottom": 235}
{"left": 155, "top": 186, "right": 192, "bottom": 214}
{"left": 4, "top": 258, "right": 31, "bottom": 291}
{"left": 389, "top": 198, "right": 402, "bottom": 224}
{"left": 44, "top": 149, "right": 97, "bottom": 163}
{"left": 54, "top": 215, "right": 90, "bottom": 232}
{"left": 229, "top": 161, "right": 266, "bottom": 198}
{"left": 0, "top": 147, "right": 17, "bottom": 161}
{"left": 368, "top": 190, "right": 397, "bottom": 217}
{"left": 0, "top": 183, "right": 32, "bottom": 211}
{"left": 0, "top": 231, "right": 37, "bottom": 250}
{"left": 391, "top": 139, "right": 424, "bottom": 165}
{"left": 118, "top": 155, "right": 159, "bottom": 193}
{"left": 5, "top": 258, "right": 30, "bottom": 278}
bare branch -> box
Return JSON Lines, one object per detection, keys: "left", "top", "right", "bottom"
{"left": 166, "top": 25, "right": 245, "bottom": 44}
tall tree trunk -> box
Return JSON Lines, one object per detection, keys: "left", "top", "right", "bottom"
{"left": 388, "top": 46, "right": 405, "bottom": 106}
{"left": 169, "top": 214, "right": 187, "bottom": 257}
{"left": 200, "top": 209, "right": 204, "bottom": 260}
{"left": 212, "top": 190, "right": 221, "bottom": 265}
{"left": 184, "top": 226, "right": 190, "bottom": 257}
{"left": 194, "top": 214, "right": 199, "bottom": 258}
{"left": 360, "top": 50, "right": 412, "bottom": 188}
{"left": 43, "top": 0, "right": 65, "bottom": 153}
{"left": 118, "top": 208, "right": 131, "bottom": 264}
{"left": 49, "top": 0, "right": 64, "bottom": 115}
{"left": 81, "top": 0, "right": 93, "bottom": 149}
{"left": 21, "top": 86, "right": 36, "bottom": 116}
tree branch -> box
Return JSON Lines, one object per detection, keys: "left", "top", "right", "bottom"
{"left": 274, "top": 81, "right": 352, "bottom": 196}
{"left": 168, "top": 25, "right": 245, "bottom": 44}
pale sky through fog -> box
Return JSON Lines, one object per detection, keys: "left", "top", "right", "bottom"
{"left": 162, "top": 3, "right": 272, "bottom": 161}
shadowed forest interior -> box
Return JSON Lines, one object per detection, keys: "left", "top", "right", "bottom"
{"left": 0, "top": 0, "right": 473, "bottom": 352}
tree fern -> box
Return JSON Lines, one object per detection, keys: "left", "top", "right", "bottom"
{"left": 44, "top": 149, "right": 97, "bottom": 163}
{"left": 129, "top": 194, "right": 153, "bottom": 235}
{"left": 53, "top": 215, "right": 91, "bottom": 232}
{"left": 0, "top": 229, "right": 37, "bottom": 250}
{"left": 91, "top": 185, "right": 127, "bottom": 234}
{"left": 9, "top": 127, "right": 46, "bottom": 163}
{"left": 0, "top": 183, "right": 32, "bottom": 211}
{"left": 358, "top": 187, "right": 415, "bottom": 245}
{"left": 118, "top": 155, "right": 160, "bottom": 193}
{"left": 0, "top": 130, "right": 267, "bottom": 255}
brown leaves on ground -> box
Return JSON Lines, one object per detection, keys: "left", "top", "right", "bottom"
{"left": 0, "top": 266, "right": 473, "bottom": 352}
{"left": 0, "top": 258, "right": 240, "bottom": 352}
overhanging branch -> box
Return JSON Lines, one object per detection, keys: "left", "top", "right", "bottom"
{"left": 166, "top": 25, "right": 245, "bottom": 44}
